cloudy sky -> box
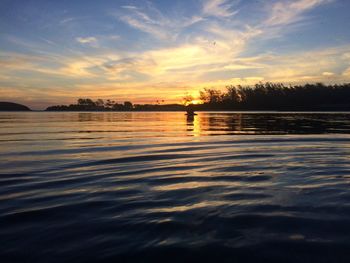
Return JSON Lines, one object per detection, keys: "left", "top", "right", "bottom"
{"left": 1, "top": 0, "right": 350, "bottom": 109}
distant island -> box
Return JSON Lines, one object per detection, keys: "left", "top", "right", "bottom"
{"left": 0, "top": 102, "right": 31, "bottom": 111}
{"left": 46, "top": 83, "right": 350, "bottom": 112}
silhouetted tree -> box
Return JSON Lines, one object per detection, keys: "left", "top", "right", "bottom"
{"left": 222, "top": 85, "right": 241, "bottom": 105}
{"left": 77, "top": 98, "right": 96, "bottom": 107}
{"left": 105, "top": 99, "right": 115, "bottom": 109}
{"left": 124, "top": 101, "right": 133, "bottom": 110}
{"left": 112, "top": 103, "right": 124, "bottom": 111}
{"left": 199, "top": 88, "right": 222, "bottom": 104}
{"left": 182, "top": 93, "right": 194, "bottom": 106}
{"left": 95, "top": 99, "right": 104, "bottom": 108}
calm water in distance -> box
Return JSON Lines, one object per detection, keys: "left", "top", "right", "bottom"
{"left": 2, "top": 112, "right": 350, "bottom": 262}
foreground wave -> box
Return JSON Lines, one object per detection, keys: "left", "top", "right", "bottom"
{"left": 1, "top": 112, "right": 350, "bottom": 262}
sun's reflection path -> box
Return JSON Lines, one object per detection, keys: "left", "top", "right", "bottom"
{"left": 186, "top": 114, "right": 201, "bottom": 136}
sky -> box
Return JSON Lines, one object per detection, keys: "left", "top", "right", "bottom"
{"left": 1, "top": 0, "right": 350, "bottom": 109}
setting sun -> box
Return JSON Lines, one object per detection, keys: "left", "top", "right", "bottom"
{"left": 190, "top": 99, "right": 202, "bottom": 105}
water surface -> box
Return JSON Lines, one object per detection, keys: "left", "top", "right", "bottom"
{"left": 1, "top": 112, "right": 350, "bottom": 262}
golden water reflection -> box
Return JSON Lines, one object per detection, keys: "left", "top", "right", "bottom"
{"left": 1, "top": 112, "right": 350, "bottom": 141}
{"left": 186, "top": 112, "right": 350, "bottom": 136}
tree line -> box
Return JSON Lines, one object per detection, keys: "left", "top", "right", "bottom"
{"left": 46, "top": 83, "right": 350, "bottom": 111}
{"left": 195, "top": 82, "right": 350, "bottom": 111}
{"left": 46, "top": 98, "right": 185, "bottom": 111}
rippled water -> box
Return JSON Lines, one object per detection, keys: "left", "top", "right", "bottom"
{"left": 2, "top": 112, "right": 350, "bottom": 262}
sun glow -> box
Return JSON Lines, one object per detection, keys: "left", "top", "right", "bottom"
{"left": 190, "top": 99, "right": 202, "bottom": 105}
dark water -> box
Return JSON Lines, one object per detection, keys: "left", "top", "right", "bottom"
{"left": 2, "top": 112, "right": 350, "bottom": 262}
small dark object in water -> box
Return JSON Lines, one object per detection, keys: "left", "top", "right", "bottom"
{"left": 186, "top": 109, "right": 197, "bottom": 116}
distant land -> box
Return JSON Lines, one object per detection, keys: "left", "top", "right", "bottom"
{"left": 46, "top": 99, "right": 186, "bottom": 111}
{"left": 45, "top": 83, "right": 350, "bottom": 112}
{"left": 0, "top": 102, "right": 31, "bottom": 111}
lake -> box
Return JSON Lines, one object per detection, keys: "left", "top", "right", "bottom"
{"left": 1, "top": 112, "right": 350, "bottom": 262}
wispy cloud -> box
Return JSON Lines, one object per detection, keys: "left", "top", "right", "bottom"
{"left": 202, "top": 0, "right": 239, "bottom": 18}
{"left": 265, "top": 0, "right": 332, "bottom": 26}
{"left": 343, "top": 67, "right": 350, "bottom": 77}
{"left": 121, "top": 5, "right": 138, "bottom": 10}
{"left": 322, "top": 71, "right": 334, "bottom": 76}
{"left": 76, "top": 37, "right": 98, "bottom": 46}
{"left": 119, "top": 15, "right": 170, "bottom": 40}
{"left": 116, "top": 2, "right": 204, "bottom": 41}
{"left": 60, "top": 17, "right": 76, "bottom": 25}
